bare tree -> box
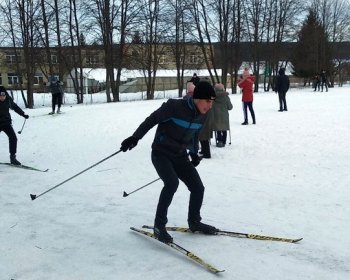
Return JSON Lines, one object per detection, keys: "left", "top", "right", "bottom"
{"left": 164, "top": 0, "right": 189, "bottom": 97}
{"left": 132, "top": 0, "right": 167, "bottom": 99}
{"left": 68, "top": 0, "right": 85, "bottom": 103}
{"left": 2, "top": 0, "right": 43, "bottom": 108}
{"left": 190, "top": 0, "right": 219, "bottom": 84}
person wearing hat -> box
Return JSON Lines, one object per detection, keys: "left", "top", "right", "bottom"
{"left": 188, "top": 73, "right": 200, "bottom": 86}
{"left": 47, "top": 76, "right": 64, "bottom": 114}
{"left": 120, "top": 80, "right": 218, "bottom": 242}
{"left": 212, "top": 83, "right": 233, "bottom": 147}
{"left": 0, "top": 86, "right": 29, "bottom": 165}
{"left": 275, "top": 67, "right": 290, "bottom": 111}
{"left": 238, "top": 68, "right": 256, "bottom": 125}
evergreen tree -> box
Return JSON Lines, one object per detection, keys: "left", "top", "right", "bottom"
{"left": 292, "top": 9, "right": 333, "bottom": 79}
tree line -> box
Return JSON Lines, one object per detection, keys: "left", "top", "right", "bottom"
{"left": 0, "top": 0, "right": 350, "bottom": 108}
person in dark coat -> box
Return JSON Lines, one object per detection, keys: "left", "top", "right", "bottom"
{"left": 185, "top": 81, "right": 212, "bottom": 158}
{"left": 275, "top": 68, "right": 290, "bottom": 111}
{"left": 47, "top": 76, "right": 64, "bottom": 114}
{"left": 120, "top": 81, "right": 218, "bottom": 243}
{"left": 212, "top": 83, "right": 233, "bottom": 147}
{"left": 0, "top": 86, "right": 29, "bottom": 165}
{"left": 188, "top": 73, "right": 200, "bottom": 86}
{"left": 320, "top": 70, "right": 328, "bottom": 92}
{"left": 313, "top": 74, "right": 320, "bottom": 92}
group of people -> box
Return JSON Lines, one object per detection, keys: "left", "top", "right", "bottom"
{"left": 312, "top": 70, "right": 329, "bottom": 92}
{"left": 0, "top": 78, "right": 64, "bottom": 166}
{"left": 1, "top": 68, "right": 291, "bottom": 245}
{"left": 237, "top": 66, "right": 290, "bottom": 116}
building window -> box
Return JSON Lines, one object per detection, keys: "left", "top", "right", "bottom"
{"left": 159, "top": 54, "right": 167, "bottom": 64}
{"left": 8, "top": 73, "right": 21, "bottom": 85}
{"left": 51, "top": 54, "right": 58, "bottom": 64}
{"left": 189, "top": 54, "right": 199, "bottom": 64}
{"left": 33, "top": 74, "right": 44, "bottom": 85}
{"left": 86, "top": 55, "right": 99, "bottom": 65}
{"left": 6, "top": 54, "right": 21, "bottom": 64}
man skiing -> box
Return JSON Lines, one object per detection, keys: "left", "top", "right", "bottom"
{"left": 120, "top": 80, "right": 218, "bottom": 242}
{"left": 47, "top": 76, "right": 64, "bottom": 114}
{"left": 0, "top": 86, "right": 29, "bottom": 165}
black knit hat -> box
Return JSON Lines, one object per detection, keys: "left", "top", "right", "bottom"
{"left": 193, "top": 81, "right": 216, "bottom": 100}
{"left": 0, "top": 86, "right": 6, "bottom": 96}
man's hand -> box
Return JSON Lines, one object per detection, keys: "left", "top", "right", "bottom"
{"left": 120, "top": 136, "right": 139, "bottom": 152}
{"left": 190, "top": 153, "right": 202, "bottom": 167}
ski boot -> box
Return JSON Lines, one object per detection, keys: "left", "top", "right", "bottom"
{"left": 10, "top": 154, "right": 21, "bottom": 165}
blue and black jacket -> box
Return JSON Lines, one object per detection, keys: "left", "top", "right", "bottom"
{"left": 133, "top": 97, "right": 207, "bottom": 157}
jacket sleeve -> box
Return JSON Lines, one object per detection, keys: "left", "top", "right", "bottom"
{"left": 275, "top": 76, "right": 280, "bottom": 92}
{"left": 190, "top": 130, "right": 200, "bottom": 154}
{"left": 9, "top": 97, "right": 25, "bottom": 117}
{"left": 132, "top": 100, "right": 174, "bottom": 140}
{"left": 227, "top": 96, "right": 233, "bottom": 110}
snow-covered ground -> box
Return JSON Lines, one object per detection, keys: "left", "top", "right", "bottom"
{"left": 1, "top": 86, "right": 349, "bottom": 280}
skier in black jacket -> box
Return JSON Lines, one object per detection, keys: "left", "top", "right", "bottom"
{"left": 275, "top": 68, "right": 290, "bottom": 111}
{"left": 47, "top": 76, "right": 64, "bottom": 114}
{"left": 0, "top": 86, "right": 29, "bottom": 165}
{"left": 121, "top": 81, "right": 217, "bottom": 242}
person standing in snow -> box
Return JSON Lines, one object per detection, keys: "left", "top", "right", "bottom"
{"left": 237, "top": 68, "right": 256, "bottom": 125}
{"left": 212, "top": 83, "right": 233, "bottom": 147}
{"left": 275, "top": 67, "right": 290, "bottom": 112}
{"left": 47, "top": 76, "right": 64, "bottom": 114}
{"left": 120, "top": 80, "right": 218, "bottom": 243}
{"left": 0, "top": 86, "right": 29, "bottom": 165}
{"left": 320, "top": 69, "right": 328, "bottom": 92}
{"left": 188, "top": 73, "right": 200, "bottom": 86}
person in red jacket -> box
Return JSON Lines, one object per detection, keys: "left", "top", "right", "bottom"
{"left": 237, "top": 68, "right": 256, "bottom": 125}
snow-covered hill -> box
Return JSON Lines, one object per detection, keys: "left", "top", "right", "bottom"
{"left": 1, "top": 87, "right": 349, "bottom": 279}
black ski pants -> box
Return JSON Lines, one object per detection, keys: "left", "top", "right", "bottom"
{"left": 0, "top": 124, "right": 17, "bottom": 155}
{"left": 278, "top": 91, "right": 287, "bottom": 110}
{"left": 52, "top": 93, "right": 63, "bottom": 112}
{"left": 152, "top": 150, "right": 204, "bottom": 226}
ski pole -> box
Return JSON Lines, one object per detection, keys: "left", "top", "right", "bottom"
{"left": 123, "top": 177, "right": 161, "bottom": 197}
{"left": 227, "top": 117, "right": 231, "bottom": 145}
{"left": 30, "top": 150, "right": 122, "bottom": 201}
{"left": 18, "top": 118, "right": 26, "bottom": 134}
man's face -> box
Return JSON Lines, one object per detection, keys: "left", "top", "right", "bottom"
{"left": 194, "top": 99, "right": 214, "bottom": 114}
{"left": 0, "top": 94, "right": 6, "bottom": 102}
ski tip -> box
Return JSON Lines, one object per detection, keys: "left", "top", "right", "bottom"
{"left": 293, "top": 238, "right": 303, "bottom": 243}
{"left": 122, "top": 191, "right": 128, "bottom": 197}
{"left": 30, "top": 194, "right": 37, "bottom": 200}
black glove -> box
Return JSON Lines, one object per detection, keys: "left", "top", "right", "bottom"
{"left": 121, "top": 136, "right": 139, "bottom": 152}
{"left": 190, "top": 153, "right": 202, "bottom": 167}
{"left": 24, "top": 114, "right": 29, "bottom": 119}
